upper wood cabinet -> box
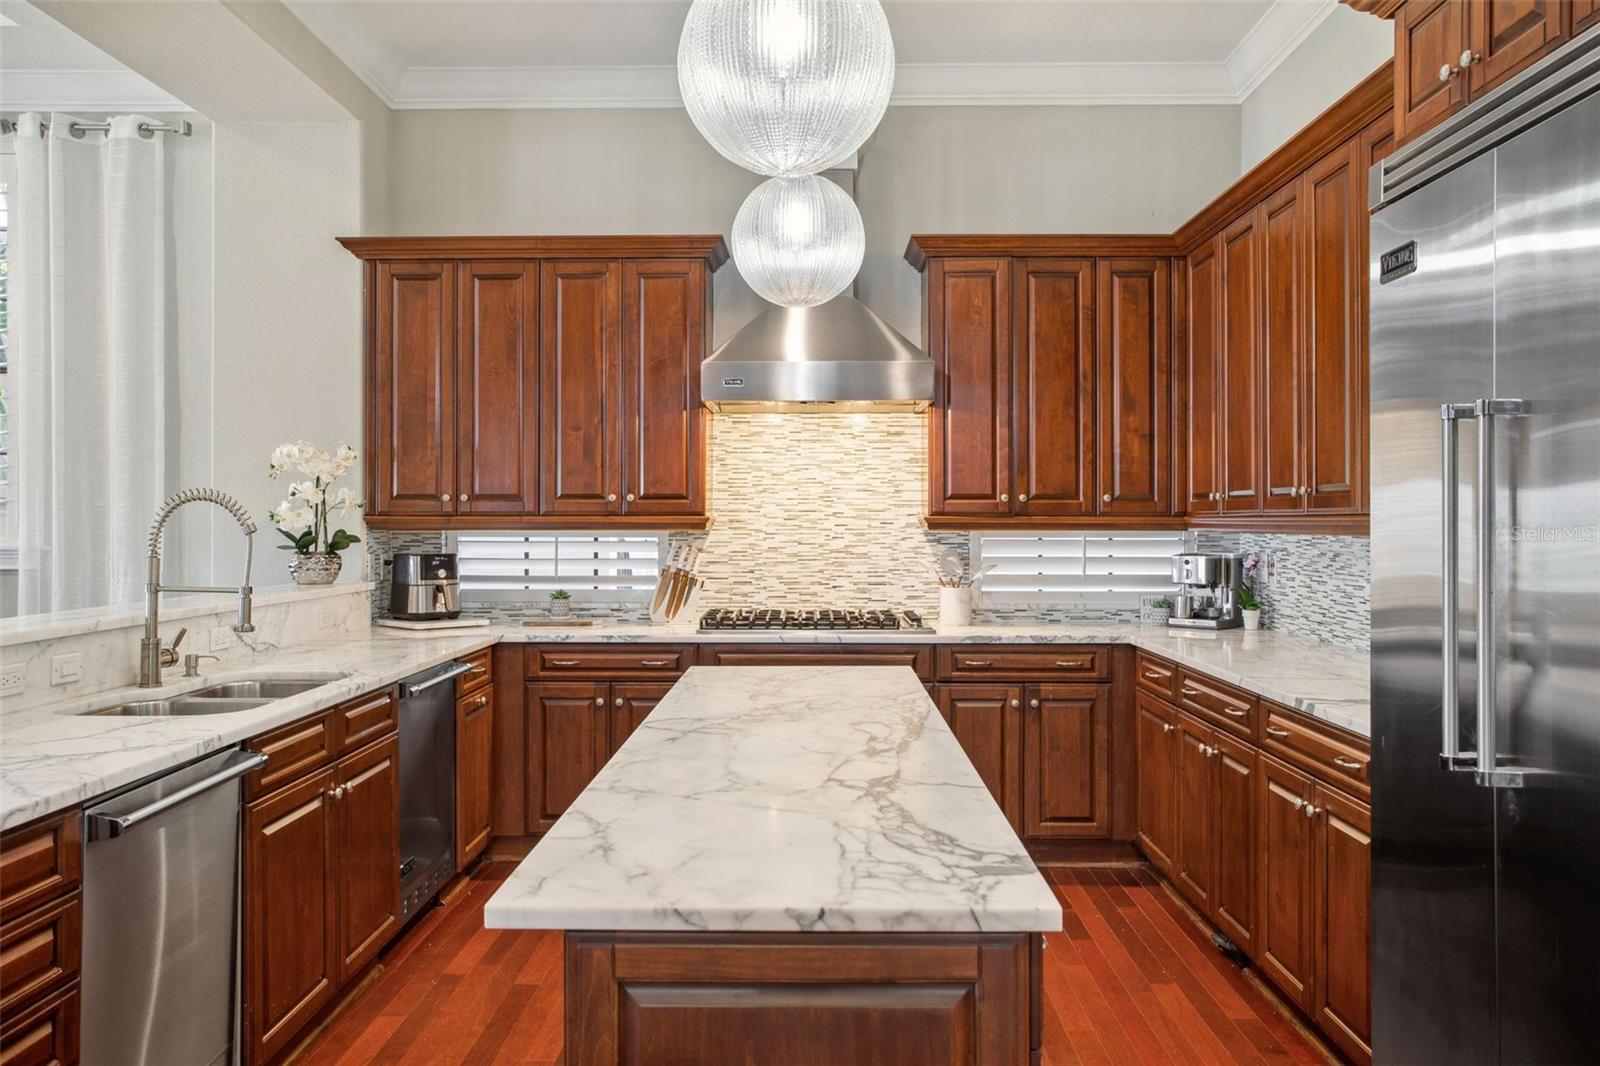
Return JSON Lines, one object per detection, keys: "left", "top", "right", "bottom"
{"left": 1219, "top": 213, "right": 1264, "bottom": 515}
{"left": 1391, "top": 0, "right": 1572, "bottom": 145}
{"left": 1576, "top": 0, "right": 1600, "bottom": 35}
{"left": 910, "top": 239, "right": 1180, "bottom": 528}
{"left": 341, "top": 236, "right": 726, "bottom": 530}
{"left": 1184, "top": 237, "right": 1223, "bottom": 515}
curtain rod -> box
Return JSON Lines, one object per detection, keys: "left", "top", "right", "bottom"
{"left": 0, "top": 118, "right": 193, "bottom": 138}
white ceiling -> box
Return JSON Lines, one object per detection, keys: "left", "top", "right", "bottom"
{"left": 286, "top": 0, "right": 1342, "bottom": 109}
{"left": 0, "top": 0, "right": 184, "bottom": 110}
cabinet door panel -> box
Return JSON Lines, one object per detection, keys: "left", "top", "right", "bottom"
{"left": 621, "top": 260, "right": 706, "bottom": 516}
{"left": 935, "top": 685, "right": 1022, "bottom": 832}
{"left": 1013, "top": 259, "right": 1095, "bottom": 515}
{"left": 335, "top": 736, "right": 400, "bottom": 980}
{"left": 1395, "top": 0, "right": 1470, "bottom": 144}
{"left": 1185, "top": 237, "right": 1223, "bottom": 514}
{"left": 372, "top": 261, "right": 455, "bottom": 515}
{"left": 1096, "top": 259, "right": 1171, "bottom": 514}
{"left": 928, "top": 259, "right": 1012, "bottom": 515}
{"left": 609, "top": 682, "right": 674, "bottom": 758}
{"left": 244, "top": 769, "right": 338, "bottom": 1066}
{"left": 1575, "top": 0, "right": 1600, "bottom": 36}
{"left": 1315, "top": 785, "right": 1373, "bottom": 1062}
{"left": 456, "top": 686, "right": 495, "bottom": 868}
{"left": 1211, "top": 732, "right": 1257, "bottom": 954}
{"left": 1470, "top": 0, "right": 1566, "bottom": 96}
{"left": 540, "top": 261, "right": 622, "bottom": 515}
{"left": 1134, "top": 694, "right": 1179, "bottom": 874}
{"left": 1173, "top": 716, "right": 1215, "bottom": 911}
{"left": 1023, "top": 685, "right": 1110, "bottom": 838}
{"left": 525, "top": 682, "right": 609, "bottom": 833}
{"left": 1256, "top": 755, "right": 1316, "bottom": 1011}
{"left": 1220, "top": 214, "right": 1263, "bottom": 513}
{"left": 1260, "top": 182, "right": 1305, "bottom": 513}
{"left": 1303, "top": 144, "right": 1364, "bottom": 513}
{"left": 457, "top": 261, "right": 538, "bottom": 514}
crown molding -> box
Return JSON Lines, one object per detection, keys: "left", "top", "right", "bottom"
{"left": 288, "top": 0, "right": 1348, "bottom": 111}
{"left": 337, "top": 234, "right": 730, "bottom": 270}
{"left": 0, "top": 69, "right": 186, "bottom": 111}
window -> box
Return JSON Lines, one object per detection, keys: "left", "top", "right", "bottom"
{"left": 972, "top": 531, "right": 1185, "bottom": 605}
{"left": 0, "top": 151, "right": 12, "bottom": 550}
{"left": 451, "top": 532, "right": 663, "bottom": 602}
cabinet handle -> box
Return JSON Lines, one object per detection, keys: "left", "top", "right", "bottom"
{"left": 460, "top": 493, "right": 470, "bottom": 502}
{"left": 607, "top": 493, "right": 618, "bottom": 503}
{"left": 1439, "top": 63, "right": 1456, "bottom": 83}
{"left": 1180, "top": 686, "right": 1200, "bottom": 697}
{"left": 441, "top": 493, "right": 452, "bottom": 503}
{"left": 1055, "top": 659, "right": 1085, "bottom": 668}
{"left": 329, "top": 784, "right": 346, "bottom": 800}
{"left": 468, "top": 665, "right": 488, "bottom": 676}
{"left": 1265, "top": 725, "right": 1291, "bottom": 739}
{"left": 1221, "top": 707, "right": 1247, "bottom": 719}
{"left": 625, "top": 493, "right": 636, "bottom": 502}
{"left": 1018, "top": 493, "right": 1028, "bottom": 502}
{"left": 595, "top": 697, "right": 605, "bottom": 706}
{"left": 640, "top": 659, "right": 673, "bottom": 667}
{"left": 1332, "top": 756, "right": 1363, "bottom": 771}
{"left": 1029, "top": 698, "right": 1040, "bottom": 708}
{"left": 1142, "top": 671, "right": 1166, "bottom": 681}
{"left": 1304, "top": 804, "right": 1320, "bottom": 819}
{"left": 1290, "top": 797, "right": 1304, "bottom": 811}
{"left": 1459, "top": 49, "right": 1480, "bottom": 69}
{"left": 1000, "top": 493, "right": 1009, "bottom": 503}
{"left": 475, "top": 694, "right": 489, "bottom": 709}
{"left": 961, "top": 660, "right": 992, "bottom": 668}
{"left": 1161, "top": 722, "right": 1174, "bottom": 734}
{"left": 1010, "top": 698, "right": 1020, "bottom": 708}
{"left": 615, "top": 698, "right": 624, "bottom": 707}
{"left": 1102, "top": 493, "right": 1112, "bottom": 503}
{"left": 550, "top": 659, "right": 580, "bottom": 667}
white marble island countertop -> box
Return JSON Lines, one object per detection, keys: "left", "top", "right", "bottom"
{"left": 484, "top": 665, "right": 1064, "bottom": 934}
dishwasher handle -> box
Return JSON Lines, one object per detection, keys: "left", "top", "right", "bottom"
{"left": 401, "top": 661, "right": 474, "bottom": 698}
{"left": 86, "top": 750, "right": 266, "bottom": 840}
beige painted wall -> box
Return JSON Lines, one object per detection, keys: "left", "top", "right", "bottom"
{"left": 387, "top": 104, "right": 1241, "bottom": 344}
{"left": 1238, "top": 6, "right": 1393, "bottom": 173}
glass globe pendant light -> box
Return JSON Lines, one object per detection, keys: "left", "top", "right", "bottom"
{"left": 731, "top": 174, "right": 864, "bottom": 307}
{"left": 677, "top": 0, "right": 895, "bottom": 177}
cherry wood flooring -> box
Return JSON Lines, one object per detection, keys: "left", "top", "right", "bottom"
{"left": 289, "top": 862, "right": 1336, "bottom": 1066}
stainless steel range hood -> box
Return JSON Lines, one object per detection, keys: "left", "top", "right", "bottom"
{"left": 701, "top": 295, "right": 933, "bottom": 412}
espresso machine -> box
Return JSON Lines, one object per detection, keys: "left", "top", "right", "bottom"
{"left": 389, "top": 553, "right": 461, "bottom": 620}
{"left": 1167, "top": 553, "right": 1244, "bottom": 630}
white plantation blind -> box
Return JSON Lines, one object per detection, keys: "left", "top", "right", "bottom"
{"left": 974, "top": 531, "right": 1185, "bottom": 604}
{"left": 453, "top": 533, "right": 662, "bottom": 601}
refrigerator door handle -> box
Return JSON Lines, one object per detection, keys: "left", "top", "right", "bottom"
{"left": 1473, "top": 397, "right": 1530, "bottom": 789}
{"left": 1439, "top": 402, "right": 1478, "bottom": 769}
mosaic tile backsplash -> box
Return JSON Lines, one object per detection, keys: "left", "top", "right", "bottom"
{"left": 367, "top": 414, "right": 1370, "bottom": 649}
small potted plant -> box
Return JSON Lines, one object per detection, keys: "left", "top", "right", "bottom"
{"left": 548, "top": 589, "right": 573, "bottom": 618}
{"left": 1238, "top": 552, "right": 1266, "bottom": 630}
{"left": 1144, "top": 596, "right": 1174, "bottom": 626}
{"left": 268, "top": 441, "right": 364, "bottom": 586}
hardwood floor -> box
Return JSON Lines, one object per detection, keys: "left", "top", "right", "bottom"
{"left": 289, "top": 862, "right": 1336, "bottom": 1066}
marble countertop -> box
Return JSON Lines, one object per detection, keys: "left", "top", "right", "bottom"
{"left": 483, "top": 665, "right": 1063, "bottom": 933}
{"left": 0, "top": 621, "right": 1368, "bottom": 833}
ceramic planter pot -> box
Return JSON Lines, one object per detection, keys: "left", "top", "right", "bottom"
{"left": 1242, "top": 607, "right": 1262, "bottom": 630}
{"left": 289, "top": 552, "right": 342, "bottom": 586}
{"left": 549, "top": 599, "right": 572, "bottom": 618}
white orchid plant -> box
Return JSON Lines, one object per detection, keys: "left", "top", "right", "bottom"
{"left": 267, "top": 441, "right": 365, "bottom": 557}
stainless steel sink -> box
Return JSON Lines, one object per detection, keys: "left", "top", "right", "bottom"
{"left": 92, "top": 697, "right": 272, "bottom": 717}
{"left": 187, "top": 679, "right": 334, "bottom": 700}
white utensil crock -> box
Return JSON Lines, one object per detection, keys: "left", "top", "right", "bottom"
{"left": 940, "top": 586, "right": 973, "bottom": 628}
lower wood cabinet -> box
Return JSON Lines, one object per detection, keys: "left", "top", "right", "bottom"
{"left": 0, "top": 809, "right": 83, "bottom": 1066}
{"left": 1022, "top": 685, "right": 1110, "bottom": 838}
{"left": 0, "top": 978, "right": 79, "bottom": 1066}
{"left": 1256, "top": 755, "right": 1318, "bottom": 1010}
{"left": 1170, "top": 707, "right": 1257, "bottom": 952}
{"left": 934, "top": 685, "right": 1024, "bottom": 832}
{"left": 333, "top": 736, "right": 401, "bottom": 978}
{"left": 608, "top": 683, "right": 674, "bottom": 758}
{"left": 1134, "top": 693, "right": 1179, "bottom": 874}
{"left": 1312, "top": 779, "right": 1372, "bottom": 1064}
{"left": 457, "top": 684, "right": 495, "bottom": 867}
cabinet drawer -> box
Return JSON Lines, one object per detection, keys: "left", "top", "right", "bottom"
{"left": 334, "top": 687, "right": 398, "bottom": 754}
{"left": 0, "top": 977, "right": 78, "bottom": 1066}
{"left": 0, "top": 813, "right": 81, "bottom": 922}
{"left": 1135, "top": 651, "right": 1177, "bottom": 701}
{"left": 1262, "top": 701, "right": 1370, "bottom": 800}
{"left": 245, "top": 710, "right": 337, "bottom": 800}
{"left": 1176, "top": 668, "right": 1257, "bottom": 742}
{"left": 457, "top": 649, "right": 493, "bottom": 696}
{"left": 0, "top": 892, "right": 80, "bottom": 1017}
{"left": 526, "top": 645, "right": 689, "bottom": 679}
{"left": 698, "top": 645, "right": 934, "bottom": 682}
{"left": 937, "top": 646, "right": 1110, "bottom": 682}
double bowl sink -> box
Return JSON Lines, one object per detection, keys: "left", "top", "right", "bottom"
{"left": 89, "top": 676, "right": 347, "bottom": 717}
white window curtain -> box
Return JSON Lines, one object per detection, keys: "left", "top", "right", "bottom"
{"left": 11, "top": 113, "right": 171, "bottom": 614}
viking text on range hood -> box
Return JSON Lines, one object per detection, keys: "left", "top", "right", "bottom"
{"left": 701, "top": 296, "right": 934, "bottom": 412}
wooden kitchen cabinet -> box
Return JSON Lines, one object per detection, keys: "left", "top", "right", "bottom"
{"left": 1023, "top": 684, "right": 1110, "bottom": 838}
{"left": 1172, "top": 713, "right": 1215, "bottom": 911}
{"left": 1134, "top": 692, "right": 1179, "bottom": 874}
{"left": 1575, "top": 0, "right": 1600, "bottom": 36}
{"left": 1468, "top": 0, "right": 1566, "bottom": 96}
{"left": 369, "top": 260, "right": 456, "bottom": 517}
{"left": 1211, "top": 730, "right": 1258, "bottom": 955}
{"left": 607, "top": 682, "right": 674, "bottom": 758}
{"left": 540, "top": 260, "right": 622, "bottom": 516}
{"left": 1256, "top": 754, "right": 1318, "bottom": 1011}
{"left": 935, "top": 685, "right": 1024, "bottom": 832}
{"left": 525, "top": 682, "right": 611, "bottom": 834}
{"left": 926, "top": 257, "right": 1013, "bottom": 516}
{"left": 1219, "top": 212, "right": 1264, "bottom": 514}
{"left": 456, "top": 684, "right": 495, "bottom": 868}
{"left": 342, "top": 236, "right": 724, "bottom": 530}
{"left": 456, "top": 261, "right": 539, "bottom": 516}
{"left": 1013, "top": 258, "right": 1096, "bottom": 516}
{"left": 333, "top": 736, "right": 401, "bottom": 981}
{"left": 1096, "top": 259, "right": 1171, "bottom": 515}
{"left": 1313, "top": 783, "right": 1373, "bottom": 1064}
{"left": 1259, "top": 181, "right": 1305, "bottom": 514}
{"left": 1184, "top": 236, "right": 1223, "bottom": 515}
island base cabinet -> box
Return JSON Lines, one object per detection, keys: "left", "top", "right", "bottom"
{"left": 563, "top": 931, "right": 1040, "bottom": 1066}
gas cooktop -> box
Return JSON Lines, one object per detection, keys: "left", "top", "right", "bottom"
{"left": 698, "top": 608, "right": 925, "bottom": 631}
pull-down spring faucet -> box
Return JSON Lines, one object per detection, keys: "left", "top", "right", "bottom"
{"left": 140, "top": 488, "right": 257, "bottom": 688}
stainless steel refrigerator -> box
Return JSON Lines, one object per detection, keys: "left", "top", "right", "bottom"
{"left": 1369, "top": 31, "right": 1600, "bottom": 1066}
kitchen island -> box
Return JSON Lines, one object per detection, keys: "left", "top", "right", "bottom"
{"left": 485, "top": 665, "right": 1062, "bottom": 1065}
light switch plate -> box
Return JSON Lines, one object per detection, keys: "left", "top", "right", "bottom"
{"left": 209, "top": 626, "right": 234, "bottom": 652}
{"left": 0, "top": 667, "right": 24, "bottom": 697}
{"left": 50, "top": 653, "right": 83, "bottom": 686}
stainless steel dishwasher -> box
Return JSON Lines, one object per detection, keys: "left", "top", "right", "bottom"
{"left": 398, "top": 659, "right": 470, "bottom": 922}
{"left": 82, "top": 746, "right": 265, "bottom": 1066}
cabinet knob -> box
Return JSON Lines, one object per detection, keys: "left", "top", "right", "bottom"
{"left": 1102, "top": 493, "right": 1113, "bottom": 503}
{"left": 1010, "top": 698, "right": 1020, "bottom": 708}
{"left": 1161, "top": 722, "right": 1174, "bottom": 734}
{"left": 1304, "top": 804, "right": 1320, "bottom": 819}
{"left": 329, "top": 784, "right": 346, "bottom": 800}
{"left": 625, "top": 493, "right": 636, "bottom": 502}
{"left": 607, "top": 493, "right": 618, "bottom": 503}
{"left": 1439, "top": 63, "right": 1456, "bottom": 83}
{"left": 615, "top": 697, "right": 624, "bottom": 707}
{"left": 1459, "top": 50, "right": 1480, "bottom": 69}
{"left": 441, "top": 493, "right": 452, "bottom": 503}
{"left": 1018, "top": 493, "right": 1028, "bottom": 503}
{"left": 1000, "top": 493, "right": 1009, "bottom": 503}
{"left": 595, "top": 697, "right": 605, "bottom": 706}
{"left": 460, "top": 493, "right": 470, "bottom": 502}
{"left": 1029, "top": 698, "right": 1040, "bottom": 708}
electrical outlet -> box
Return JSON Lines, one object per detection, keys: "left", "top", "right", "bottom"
{"left": 210, "top": 626, "right": 234, "bottom": 652}
{"left": 50, "top": 653, "right": 83, "bottom": 686}
{"left": 317, "top": 606, "right": 337, "bottom": 630}
{"left": 0, "top": 666, "right": 25, "bottom": 697}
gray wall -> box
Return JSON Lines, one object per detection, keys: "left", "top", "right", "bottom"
{"left": 1238, "top": 6, "right": 1393, "bottom": 172}
{"left": 386, "top": 104, "right": 1242, "bottom": 344}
